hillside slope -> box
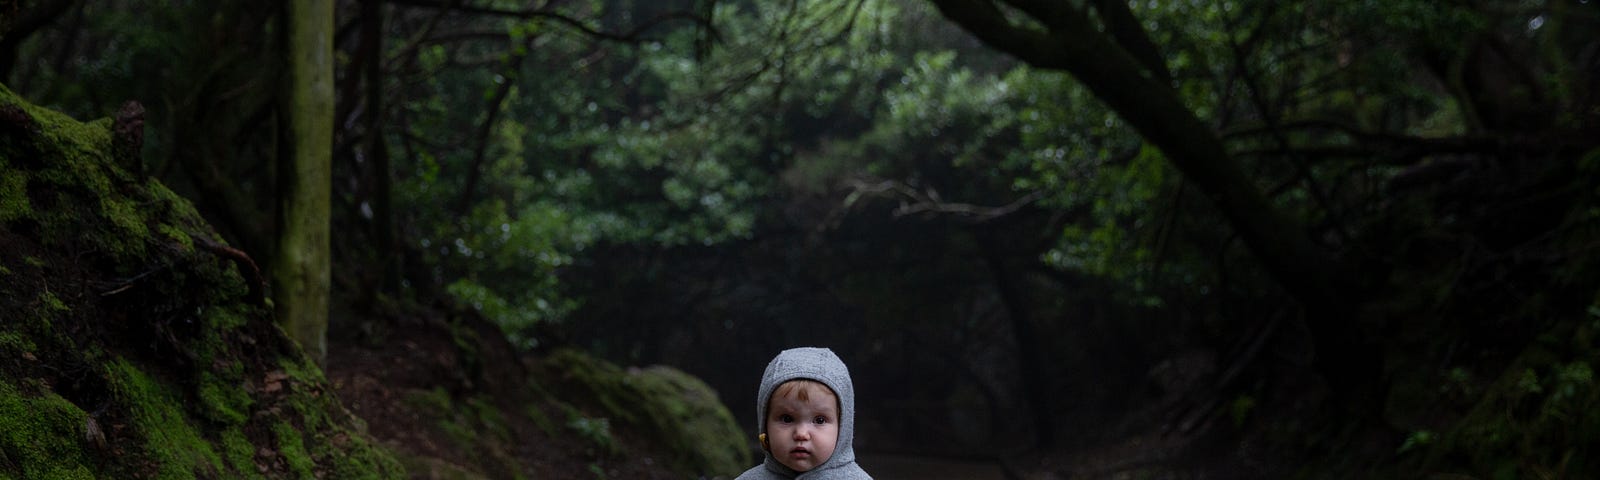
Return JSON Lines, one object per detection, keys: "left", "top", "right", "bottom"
{"left": 0, "top": 84, "right": 750, "bottom": 479}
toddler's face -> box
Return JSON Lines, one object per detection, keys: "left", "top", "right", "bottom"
{"left": 764, "top": 383, "right": 839, "bottom": 472}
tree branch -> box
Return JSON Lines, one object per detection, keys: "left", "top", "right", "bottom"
{"left": 385, "top": 0, "right": 715, "bottom": 44}
{"left": 1224, "top": 118, "right": 1584, "bottom": 158}
{"left": 846, "top": 177, "right": 1043, "bottom": 224}
{"left": 453, "top": 37, "right": 527, "bottom": 217}
{"left": 929, "top": 0, "right": 1351, "bottom": 309}
{"left": 1089, "top": 0, "right": 1172, "bottom": 84}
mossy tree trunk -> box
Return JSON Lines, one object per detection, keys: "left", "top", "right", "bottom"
{"left": 274, "top": 0, "right": 334, "bottom": 364}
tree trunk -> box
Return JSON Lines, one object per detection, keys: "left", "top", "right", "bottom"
{"left": 978, "top": 233, "right": 1055, "bottom": 447}
{"left": 454, "top": 49, "right": 522, "bottom": 217}
{"left": 274, "top": 0, "right": 334, "bottom": 364}
{"left": 363, "top": 0, "right": 398, "bottom": 294}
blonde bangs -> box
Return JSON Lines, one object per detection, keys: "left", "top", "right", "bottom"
{"left": 773, "top": 379, "right": 834, "bottom": 403}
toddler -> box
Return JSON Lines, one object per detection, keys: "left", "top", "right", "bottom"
{"left": 735, "top": 347, "right": 871, "bottom": 479}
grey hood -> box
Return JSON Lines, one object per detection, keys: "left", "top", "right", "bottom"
{"left": 735, "top": 347, "right": 872, "bottom": 480}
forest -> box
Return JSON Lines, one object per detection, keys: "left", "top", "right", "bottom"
{"left": 1, "top": 0, "right": 1598, "bottom": 478}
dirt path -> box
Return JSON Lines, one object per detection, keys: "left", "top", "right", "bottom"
{"left": 856, "top": 453, "right": 1007, "bottom": 480}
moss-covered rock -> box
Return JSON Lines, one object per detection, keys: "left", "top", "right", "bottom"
{"left": 0, "top": 83, "right": 403, "bottom": 479}
{"left": 0, "top": 377, "right": 95, "bottom": 480}
{"left": 546, "top": 348, "right": 752, "bottom": 477}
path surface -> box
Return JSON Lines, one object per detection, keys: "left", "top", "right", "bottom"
{"left": 855, "top": 453, "right": 1007, "bottom": 480}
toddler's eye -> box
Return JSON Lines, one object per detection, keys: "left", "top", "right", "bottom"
{"left": 812, "top": 416, "right": 828, "bottom": 425}
{"left": 778, "top": 414, "right": 794, "bottom": 423}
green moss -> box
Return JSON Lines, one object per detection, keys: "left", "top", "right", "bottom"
{"left": 0, "top": 377, "right": 96, "bottom": 480}
{"left": 1, "top": 85, "right": 406, "bottom": 480}
{"left": 158, "top": 223, "right": 195, "bottom": 252}
{"left": 397, "top": 456, "right": 490, "bottom": 480}
{"left": 0, "top": 332, "right": 35, "bottom": 354}
{"left": 182, "top": 307, "right": 252, "bottom": 428}
{"left": 219, "top": 428, "right": 264, "bottom": 480}
{"left": 38, "top": 290, "right": 68, "bottom": 312}
{"left": 403, "top": 387, "right": 482, "bottom": 448}
{"left": 0, "top": 168, "right": 28, "bottom": 223}
{"left": 147, "top": 182, "right": 205, "bottom": 225}
{"left": 279, "top": 357, "right": 328, "bottom": 387}
{"left": 321, "top": 431, "right": 406, "bottom": 480}
{"left": 272, "top": 421, "right": 315, "bottom": 479}
{"left": 2, "top": 84, "right": 148, "bottom": 263}
{"left": 198, "top": 372, "right": 251, "bottom": 426}
{"left": 269, "top": 358, "right": 404, "bottom": 479}
{"left": 101, "top": 196, "right": 149, "bottom": 241}
{"left": 624, "top": 366, "right": 750, "bottom": 476}
{"left": 547, "top": 349, "right": 750, "bottom": 477}
{"left": 399, "top": 387, "right": 524, "bottom": 477}
{"left": 106, "top": 358, "right": 225, "bottom": 480}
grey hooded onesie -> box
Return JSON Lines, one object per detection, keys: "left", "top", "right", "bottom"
{"left": 735, "top": 347, "right": 873, "bottom": 480}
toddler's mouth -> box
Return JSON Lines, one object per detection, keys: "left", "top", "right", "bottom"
{"left": 789, "top": 447, "right": 811, "bottom": 458}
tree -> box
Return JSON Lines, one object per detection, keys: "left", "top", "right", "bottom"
{"left": 920, "top": 0, "right": 1600, "bottom": 426}
{"left": 925, "top": 0, "right": 1349, "bottom": 312}
{"left": 274, "top": 0, "right": 334, "bottom": 364}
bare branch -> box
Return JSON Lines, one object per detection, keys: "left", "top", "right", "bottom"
{"left": 1223, "top": 118, "right": 1585, "bottom": 159}
{"left": 846, "top": 177, "right": 1043, "bottom": 224}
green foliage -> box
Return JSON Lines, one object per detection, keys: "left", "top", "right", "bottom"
{"left": 1397, "top": 430, "right": 1434, "bottom": 455}
{"left": 1404, "top": 308, "right": 1600, "bottom": 478}
{"left": 435, "top": 201, "right": 582, "bottom": 347}
{"left": 391, "top": 0, "right": 936, "bottom": 342}
{"left": 566, "top": 414, "right": 618, "bottom": 455}
{"left": 0, "top": 167, "right": 28, "bottom": 223}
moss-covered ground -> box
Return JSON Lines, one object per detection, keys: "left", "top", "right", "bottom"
{"left": 325, "top": 299, "right": 752, "bottom": 479}
{"left": 0, "top": 81, "right": 760, "bottom": 480}
{"left": 0, "top": 83, "right": 401, "bottom": 479}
